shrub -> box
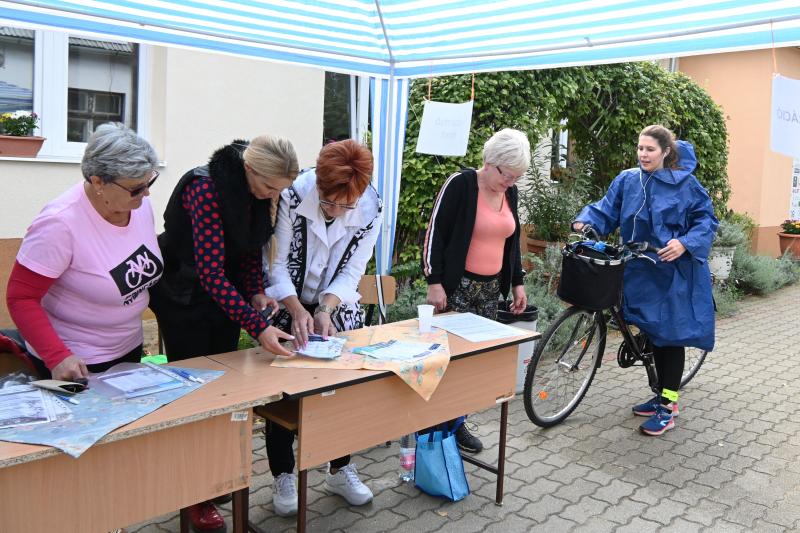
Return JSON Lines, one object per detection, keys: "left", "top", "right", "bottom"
{"left": 713, "top": 219, "right": 748, "bottom": 248}
{"left": 712, "top": 283, "right": 741, "bottom": 318}
{"left": 731, "top": 248, "right": 800, "bottom": 295}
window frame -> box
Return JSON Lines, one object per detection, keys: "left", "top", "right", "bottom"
{"left": 29, "top": 29, "right": 150, "bottom": 159}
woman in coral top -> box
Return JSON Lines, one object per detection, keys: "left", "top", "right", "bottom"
{"left": 422, "top": 128, "right": 530, "bottom": 453}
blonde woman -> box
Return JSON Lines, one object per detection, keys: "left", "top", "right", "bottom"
{"left": 150, "top": 135, "right": 299, "bottom": 531}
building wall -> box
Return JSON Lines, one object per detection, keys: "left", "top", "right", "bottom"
{"left": 0, "top": 45, "right": 324, "bottom": 238}
{"left": 679, "top": 48, "right": 800, "bottom": 256}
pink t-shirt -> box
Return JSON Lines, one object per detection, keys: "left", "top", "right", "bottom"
{"left": 17, "top": 182, "right": 163, "bottom": 365}
{"left": 465, "top": 192, "right": 516, "bottom": 276}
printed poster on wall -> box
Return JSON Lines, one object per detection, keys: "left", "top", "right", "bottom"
{"left": 770, "top": 75, "right": 800, "bottom": 158}
{"left": 791, "top": 159, "right": 800, "bottom": 220}
{"left": 415, "top": 100, "right": 473, "bottom": 156}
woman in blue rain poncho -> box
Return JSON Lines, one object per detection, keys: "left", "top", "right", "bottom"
{"left": 572, "top": 124, "right": 718, "bottom": 437}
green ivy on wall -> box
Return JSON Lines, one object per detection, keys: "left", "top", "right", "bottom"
{"left": 396, "top": 62, "right": 730, "bottom": 265}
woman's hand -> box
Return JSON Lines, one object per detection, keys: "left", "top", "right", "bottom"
{"left": 509, "top": 285, "right": 528, "bottom": 314}
{"left": 658, "top": 239, "right": 686, "bottom": 262}
{"left": 427, "top": 284, "right": 448, "bottom": 312}
{"left": 313, "top": 311, "right": 337, "bottom": 338}
{"left": 256, "top": 326, "right": 295, "bottom": 357}
{"left": 289, "top": 307, "right": 315, "bottom": 349}
{"left": 51, "top": 355, "right": 89, "bottom": 382}
{"left": 250, "top": 293, "right": 280, "bottom": 317}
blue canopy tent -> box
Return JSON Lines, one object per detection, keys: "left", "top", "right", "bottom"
{"left": 2, "top": 0, "right": 799, "bottom": 273}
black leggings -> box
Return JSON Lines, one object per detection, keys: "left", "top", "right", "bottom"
{"left": 653, "top": 345, "right": 685, "bottom": 405}
{"left": 265, "top": 301, "right": 350, "bottom": 476}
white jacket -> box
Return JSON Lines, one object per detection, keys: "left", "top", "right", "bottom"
{"left": 266, "top": 169, "right": 382, "bottom": 310}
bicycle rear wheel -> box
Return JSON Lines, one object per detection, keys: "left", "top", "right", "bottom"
{"left": 523, "top": 307, "right": 606, "bottom": 428}
{"left": 680, "top": 347, "right": 707, "bottom": 388}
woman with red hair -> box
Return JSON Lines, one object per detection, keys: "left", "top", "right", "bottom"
{"left": 264, "top": 139, "right": 381, "bottom": 516}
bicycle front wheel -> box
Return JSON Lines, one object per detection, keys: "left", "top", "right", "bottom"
{"left": 523, "top": 307, "right": 606, "bottom": 428}
{"left": 680, "top": 347, "right": 707, "bottom": 388}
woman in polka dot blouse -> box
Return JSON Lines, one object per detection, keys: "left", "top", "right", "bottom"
{"left": 149, "top": 135, "right": 299, "bottom": 532}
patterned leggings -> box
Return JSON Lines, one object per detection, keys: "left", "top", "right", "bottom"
{"left": 448, "top": 274, "right": 500, "bottom": 320}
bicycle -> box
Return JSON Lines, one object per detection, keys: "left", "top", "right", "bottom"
{"left": 522, "top": 229, "right": 707, "bottom": 428}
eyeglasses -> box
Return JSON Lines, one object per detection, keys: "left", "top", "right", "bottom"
{"left": 319, "top": 198, "right": 359, "bottom": 210}
{"left": 496, "top": 166, "right": 521, "bottom": 182}
{"left": 109, "top": 170, "right": 159, "bottom": 197}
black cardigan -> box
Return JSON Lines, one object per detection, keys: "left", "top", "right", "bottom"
{"left": 421, "top": 169, "right": 524, "bottom": 298}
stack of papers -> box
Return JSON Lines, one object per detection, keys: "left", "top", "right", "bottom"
{"left": 430, "top": 312, "right": 524, "bottom": 342}
{"left": 296, "top": 335, "right": 346, "bottom": 359}
{"left": 95, "top": 364, "right": 187, "bottom": 399}
{"left": 352, "top": 340, "right": 444, "bottom": 361}
{"left": 0, "top": 385, "right": 65, "bottom": 429}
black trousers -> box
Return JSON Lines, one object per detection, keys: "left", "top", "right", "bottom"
{"left": 152, "top": 297, "right": 241, "bottom": 360}
{"left": 26, "top": 343, "right": 143, "bottom": 379}
{"left": 653, "top": 345, "right": 685, "bottom": 404}
{"left": 265, "top": 301, "right": 349, "bottom": 476}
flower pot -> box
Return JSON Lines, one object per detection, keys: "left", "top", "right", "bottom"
{"left": 777, "top": 232, "right": 800, "bottom": 259}
{"left": 526, "top": 235, "right": 559, "bottom": 256}
{"left": 707, "top": 245, "right": 735, "bottom": 281}
{"left": 0, "top": 135, "right": 46, "bottom": 157}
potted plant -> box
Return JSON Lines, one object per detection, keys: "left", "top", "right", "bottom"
{"left": 778, "top": 219, "right": 800, "bottom": 260}
{"left": 0, "top": 110, "right": 45, "bottom": 157}
{"left": 518, "top": 160, "right": 595, "bottom": 255}
{"left": 708, "top": 219, "right": 748, "bottom": 281}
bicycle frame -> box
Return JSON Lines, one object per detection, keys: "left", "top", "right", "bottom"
{"left": 606, "top": 305, "right": 660, "bottom": 395}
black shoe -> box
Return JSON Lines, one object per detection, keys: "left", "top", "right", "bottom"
{"left": 455, "top": 423, "right": 483, "bottom": 453}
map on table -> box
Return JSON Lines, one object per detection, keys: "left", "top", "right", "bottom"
{"left": 272, "top": 325, "right": 450, "bottom": 401}
{"left": 0, "top": 367, "right": 224, "bottom": 458}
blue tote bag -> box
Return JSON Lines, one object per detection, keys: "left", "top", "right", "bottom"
{"left": 414, "top": 422, "right": 470, "bottom": 501}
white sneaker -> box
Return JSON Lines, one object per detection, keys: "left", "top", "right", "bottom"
{"left": 272, "top": 473, "right": 298, "bottom": 516}
{"left": 325, "top": 464, "right": 373, "bottom": 506}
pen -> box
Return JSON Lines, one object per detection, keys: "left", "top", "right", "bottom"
{"left": 171, "top": 367, "right": 205, "bottom": 384}
{"left": 55, "top": 394, "right": 79, "bottom": 405}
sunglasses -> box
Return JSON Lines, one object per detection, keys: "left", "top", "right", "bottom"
{"left": 109, "top": 170, "right": 159, "bottom": 197}
{"left": 319, "top": 198, "right": 358, "bottom": 210}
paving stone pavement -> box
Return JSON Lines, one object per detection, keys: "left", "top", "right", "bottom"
{"left": 130, "top": 283, "right": 799, "bottom": 532}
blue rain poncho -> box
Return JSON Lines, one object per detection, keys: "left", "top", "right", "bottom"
{"left": 576, "top": 141, "right": 718, "bottom": 351}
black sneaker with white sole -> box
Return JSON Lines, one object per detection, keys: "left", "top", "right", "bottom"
{"left": 455, "top": 423, "right": 483, "bottom": 453}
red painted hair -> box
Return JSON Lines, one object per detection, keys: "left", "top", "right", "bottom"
{"left": 316, "top": 139, "right": 373, "bottom": 201}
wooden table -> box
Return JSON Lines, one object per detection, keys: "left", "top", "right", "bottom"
{"left": 209, "top": 321, "right": 538, "bottom": 532}
{"left": 0, "top": 356, "right": 283, "bottom": 533}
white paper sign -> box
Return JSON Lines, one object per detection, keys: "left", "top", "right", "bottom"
{"left": 770, "top": 75, "right": 800, "bottom": 158}
{"left": 415, "top": 100, "right": 473, "bottom": 156}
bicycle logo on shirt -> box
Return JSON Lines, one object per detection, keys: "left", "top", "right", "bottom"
{"left": 109, "top": 244, "right": 164, "bottom": 300}
{"left": 124, "top": 252, "right": 159, "bottom": 289}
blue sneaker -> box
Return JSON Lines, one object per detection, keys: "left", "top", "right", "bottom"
{"left": 639, "top": 404, "right": 675, "bottom": 436}
{"left": 632, "top": 396, "right": 679, "bottom": 417}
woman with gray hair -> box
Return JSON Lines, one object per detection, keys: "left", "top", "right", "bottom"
{"left": 421, "top": 128, "right": 529, "bottom": 453}
{"left": 6, "top": 123, "right": 163, "bottom": 381}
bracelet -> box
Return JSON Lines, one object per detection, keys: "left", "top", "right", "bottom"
{"left": 314, "top": 303, "right": 335, "bottom": 316}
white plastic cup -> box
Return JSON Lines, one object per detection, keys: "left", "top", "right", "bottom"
{"left": 417, "top": 304, "right": 434, "bottom": 333}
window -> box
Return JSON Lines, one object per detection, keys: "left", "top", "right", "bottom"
{"left": 0, "top": 27, "right": 34, "bottom": 114}
{"left": 323, "top": 72, "right": 353, "bottom": 144}
{"left": 0, "top": 25, "right": 148, "bottom": 158}
{"left": 67, "top": 37, "right": 137, "bottom": 142}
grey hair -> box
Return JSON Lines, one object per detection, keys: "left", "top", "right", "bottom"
{"left": 81, "top": 123, "right": 158, "bottom": 183}
{"left": 482, "top": 128, "right": 531, "bottom": 176}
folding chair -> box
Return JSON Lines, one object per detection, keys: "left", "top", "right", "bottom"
{"left": 357, "top": 274, "right": 397, "bottom": 326}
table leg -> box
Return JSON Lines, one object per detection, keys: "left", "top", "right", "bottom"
{"left": 179, "top": 507, "right": 190, "bottom": 533}
{"left": 297, "top": 469, "right": 307, "bottom": 533}
{"left": 232, "top": 487, "right": 249, "bottom": 533}
{"left": 496, "top": 400, "right": 508, "bottom": 506}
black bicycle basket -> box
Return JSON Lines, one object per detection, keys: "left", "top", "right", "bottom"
{"left": 557, "top": 241, "right": 625, "bottom": 311}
